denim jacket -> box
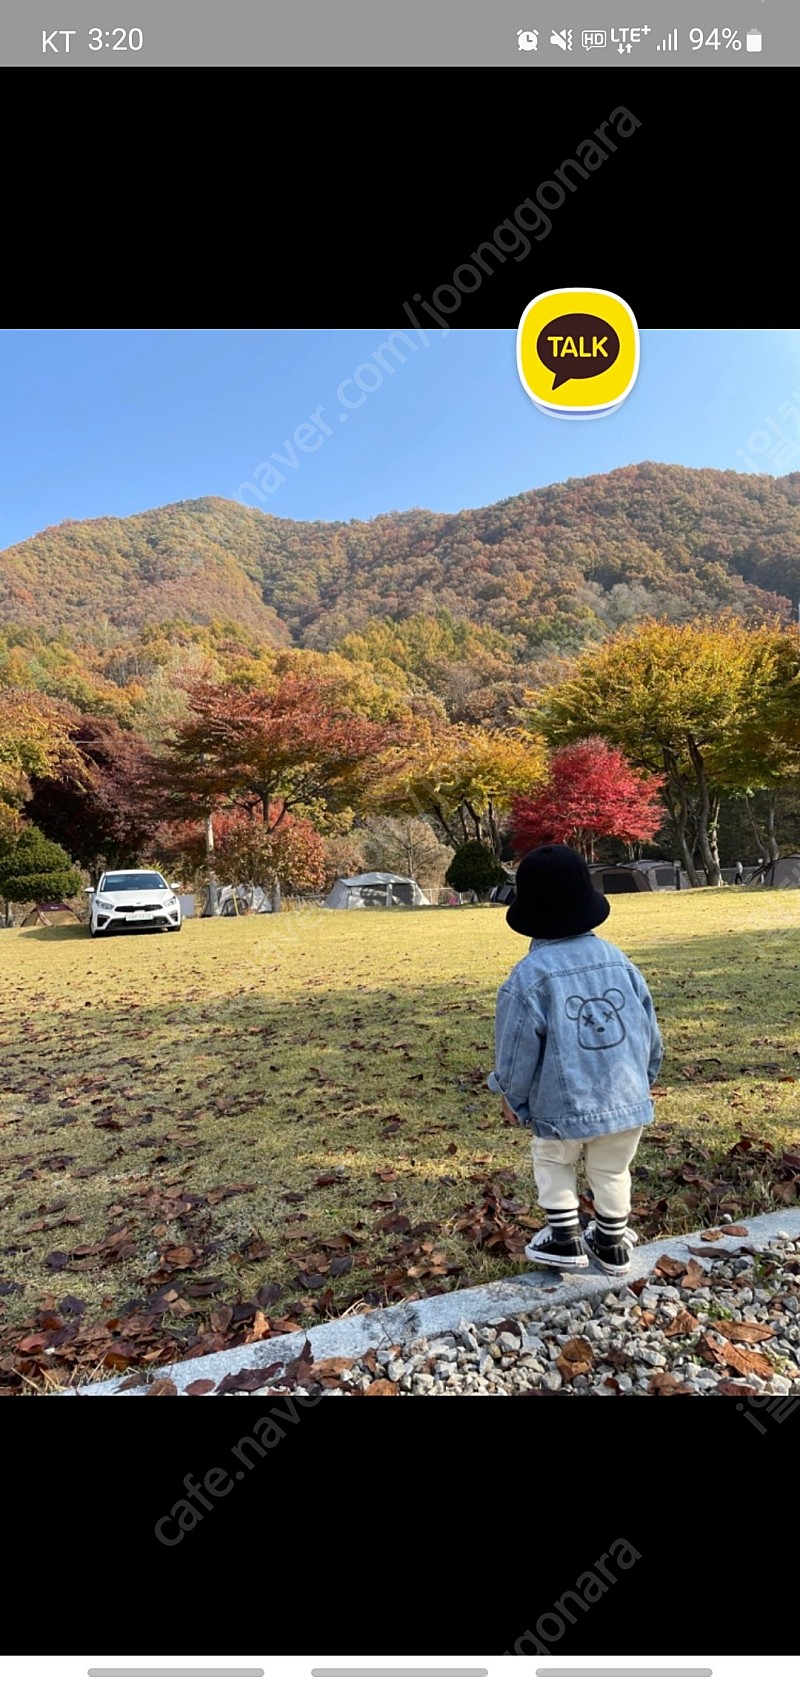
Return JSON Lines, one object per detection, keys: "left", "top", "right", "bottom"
{"left": 487, "top": 933, "right": 663, "bottom": 1140}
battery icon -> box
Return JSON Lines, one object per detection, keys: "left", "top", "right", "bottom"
{"left": 746, "top": 29, "right": 762, "bottom": 52}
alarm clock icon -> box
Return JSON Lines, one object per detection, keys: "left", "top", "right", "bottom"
{"left": 518, "top": 29, "right": 539, "bottom": 50}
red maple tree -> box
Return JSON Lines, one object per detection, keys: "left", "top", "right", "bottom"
{"left": 511, "top": 738, "right": 665, "bottom": 861}
{"left": 153, "top": 675, "right": 390, "bottom": 827}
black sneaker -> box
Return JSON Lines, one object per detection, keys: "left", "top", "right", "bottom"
{"left": 524, "top": 1226, "right": 589, "bottom": 1269}
{"left": 584, "top": 1221, "right": 632, "bottom": 1277}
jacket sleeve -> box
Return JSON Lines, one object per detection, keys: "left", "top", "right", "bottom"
{"left": 632, "top": 966, "right": 663, "bottom": 1084}
{"left": 486, "top": 983, "right": 542, "bottom": 1125}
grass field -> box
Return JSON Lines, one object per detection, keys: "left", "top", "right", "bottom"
{"left": 2, "top": 890, "right": 800, "bottom": 1386}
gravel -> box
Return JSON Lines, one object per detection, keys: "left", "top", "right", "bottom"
{"left": 252, "top": 1232, "right": 800, "bottom": 1397}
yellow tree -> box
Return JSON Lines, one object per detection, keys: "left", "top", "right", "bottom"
{"left": 0, "top": 689, "right": 80, "bottom": 806}
{"left": 368, "top": 722, "right": 547, "bottom": 853}
{"left": 720, "top": 622, "right": 800, "bottom": 862}
{"left": 533, "top": 620, "right": 763, "bottom": 885}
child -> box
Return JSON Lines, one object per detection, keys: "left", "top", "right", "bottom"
{"left": 487, "top": 844, "right": 663, "bottom": 1276}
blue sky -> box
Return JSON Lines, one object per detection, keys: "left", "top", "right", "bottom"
{"left": 1, "top": 327, "right": 799, "bottom": 551}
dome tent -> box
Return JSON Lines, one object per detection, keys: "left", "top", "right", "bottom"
{"left": 760, "top": 855, "right": 800, "bottom": 889}
{"left": 324, "top": 872, "right": 430, "bottom": 910}
{"left": 588, "top": 863, "right": 654, "bottom": 895}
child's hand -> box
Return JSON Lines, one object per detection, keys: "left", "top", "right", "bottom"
{"left": 501, "top": 1096, "right": 520, "bottom": 1125}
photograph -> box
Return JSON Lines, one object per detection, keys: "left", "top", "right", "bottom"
{"left": 1, "top": 324, "right": 799, "bottom": 1411}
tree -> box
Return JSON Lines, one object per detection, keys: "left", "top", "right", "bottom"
{"left": 445, "top": 839, "right": 505, "bottom": 898}
{"left": 153, "top": 675, "right": 391, "bottom": 829}
{"left": 534, "top": 620, "right": 768, "bottom": 886}
{"left": 511, "top": 738, "right": 665, "bottom": 861}
{"left": 359, "top": 815, "right": 453, "bottom": 885}
{"left": 214, "top": 809, "right": 326, "bottom": 898}
{"left": 0, "top": 825, "right": 81, "bottom": 913}
{"left": 368, "top": 722, "right": 547, "bottom": 854}
{"left": 26, "top": 715, "right": 155, "bottom": 877}
{"left": 0, "top": 689, "right": 79, "bottom": 805}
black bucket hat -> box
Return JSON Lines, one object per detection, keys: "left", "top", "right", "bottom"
{"left": 506, "top": 844, "right": 610, "bottom": 940}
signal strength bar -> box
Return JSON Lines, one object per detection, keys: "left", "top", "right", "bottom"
{"left": 656, "top": 28, "right": 679, "bottom": 52}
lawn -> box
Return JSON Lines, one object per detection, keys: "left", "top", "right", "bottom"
{"left": 2, "top": 890, "right": 800, "bottom": 1389}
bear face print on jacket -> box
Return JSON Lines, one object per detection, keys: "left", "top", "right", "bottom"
{"left": 565, "top": 987, "right": 626, "bottom": 1050}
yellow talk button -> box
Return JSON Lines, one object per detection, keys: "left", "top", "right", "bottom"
{"left": 517, "top": 287, "right": 639, "bottom": 416}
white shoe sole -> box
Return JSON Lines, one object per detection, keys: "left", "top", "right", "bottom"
{"left": 524, "top": 1243, "right": 589, "bottom": 1269}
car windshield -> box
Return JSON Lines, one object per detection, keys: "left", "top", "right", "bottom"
{"left": 100, "top": 873, "right": 168, "bottom": 892}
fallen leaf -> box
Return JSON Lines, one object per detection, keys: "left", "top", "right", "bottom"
{"left": 654, "top": 1254, "right": 687, "bottom": 1280}
{"left": 720, "top": 1224, "right": 748, "bottom": 1237}
{"left": 648, "top": 1372, "right": 695, "bottom": 1395}
{"left": 310, "top": 1356, "right": 356, "bottom": 1386}
{"left": 160, "top": 1245, "right": 197, "bottom": 1269}
{"left": 664, "top": 1309, "right": 698, "bottom": 1337}
{"left": 215, "top": 1363, "right": 283, "bottom": 1394}
{"left": 364, "top": 1378, "right": 399, "bottom": 1396}
{"left": 249, "top": 1310, "right": 272, "bottom": 1342}
{"left": 185, "top": 1379, "right": 216, "bottom": 1396}
{"left": 556, "top": 1336, "right": 594, "bottom": 1382}
{"left": 698, "top": 1331, "right": 774, "bottom": 1379}
{"left": 712, "top": 1320, "right": 771, "bottom": 1344}
{"left": 681, "top": 1260, "right": 707, "bottom": 1289}
{"left": 256, "top": 1282, "right": 282, "bottom": 1307}
{"left": 146, "top": 1378, "right": 178, "bottom": 1396}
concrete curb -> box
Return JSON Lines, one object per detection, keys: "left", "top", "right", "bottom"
{"left": 72, "top": 1206, "right": 800, "bottom": 1395}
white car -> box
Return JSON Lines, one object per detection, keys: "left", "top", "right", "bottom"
{"left": 85, "top": 869, "right": 183, "bottom": 937}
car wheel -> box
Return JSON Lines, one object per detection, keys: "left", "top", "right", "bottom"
{"left": 169, "top": 921, "right": 182, "bottom": 933}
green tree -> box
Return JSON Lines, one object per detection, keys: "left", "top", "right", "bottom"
{"left": 0, "top": 825, "right": 81, "bottom": 914}
{"left": 445, "top": 839, "right": 505, "bottom": 898}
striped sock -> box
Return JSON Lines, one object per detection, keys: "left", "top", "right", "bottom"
{"left": 546, "top": 1206, "right": 580, "bottom": 1243}
{"left": 595, "top": 1212, "right": 629, "bottom": 1247}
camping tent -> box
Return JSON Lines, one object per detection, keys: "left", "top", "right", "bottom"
{"left": 760, "top": 855, "right": 800, "bottom": 889}
{"left": 488, "top": 882, "right": 515, "bottom": 905}
{"left": 623, "top": 859, "right": 691, "bottom": 891}
{"left": 19, "top": 902, "right": 81, "bottom": 928}
{"left": 324, "top": 872, "right": 430, "bottom": 910}
{"left": 589, "top": 864, "right": 654, "bottom": 895}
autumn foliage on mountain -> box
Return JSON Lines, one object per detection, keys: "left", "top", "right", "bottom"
{"left": 6, "top": 464, "right": 800, "bottom": 884}
{"left": 3, "top": 462, "right": 800, "bottom": 659}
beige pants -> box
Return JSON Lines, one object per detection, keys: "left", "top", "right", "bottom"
{"left": 532, "top": 1127, "right": 643, "bottom": 1218}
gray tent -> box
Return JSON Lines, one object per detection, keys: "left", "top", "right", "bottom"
{"left": 589, "top": 863, "right": 654, "bottom": 895}
{"left": 488, "top": 882, "right": 515, "bottom": 904}
{"left": 324, "top": 872, "right": 430, "bottom": 910}
{"left": 761, "top": 855, "right": 800, "bottom": 889}
{"left": 622, "top": 859, "right": 691, "bottom": 891}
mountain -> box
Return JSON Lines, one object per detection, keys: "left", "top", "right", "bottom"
{"left": 2, "top": 464, "right": 800, "bottom": 657}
